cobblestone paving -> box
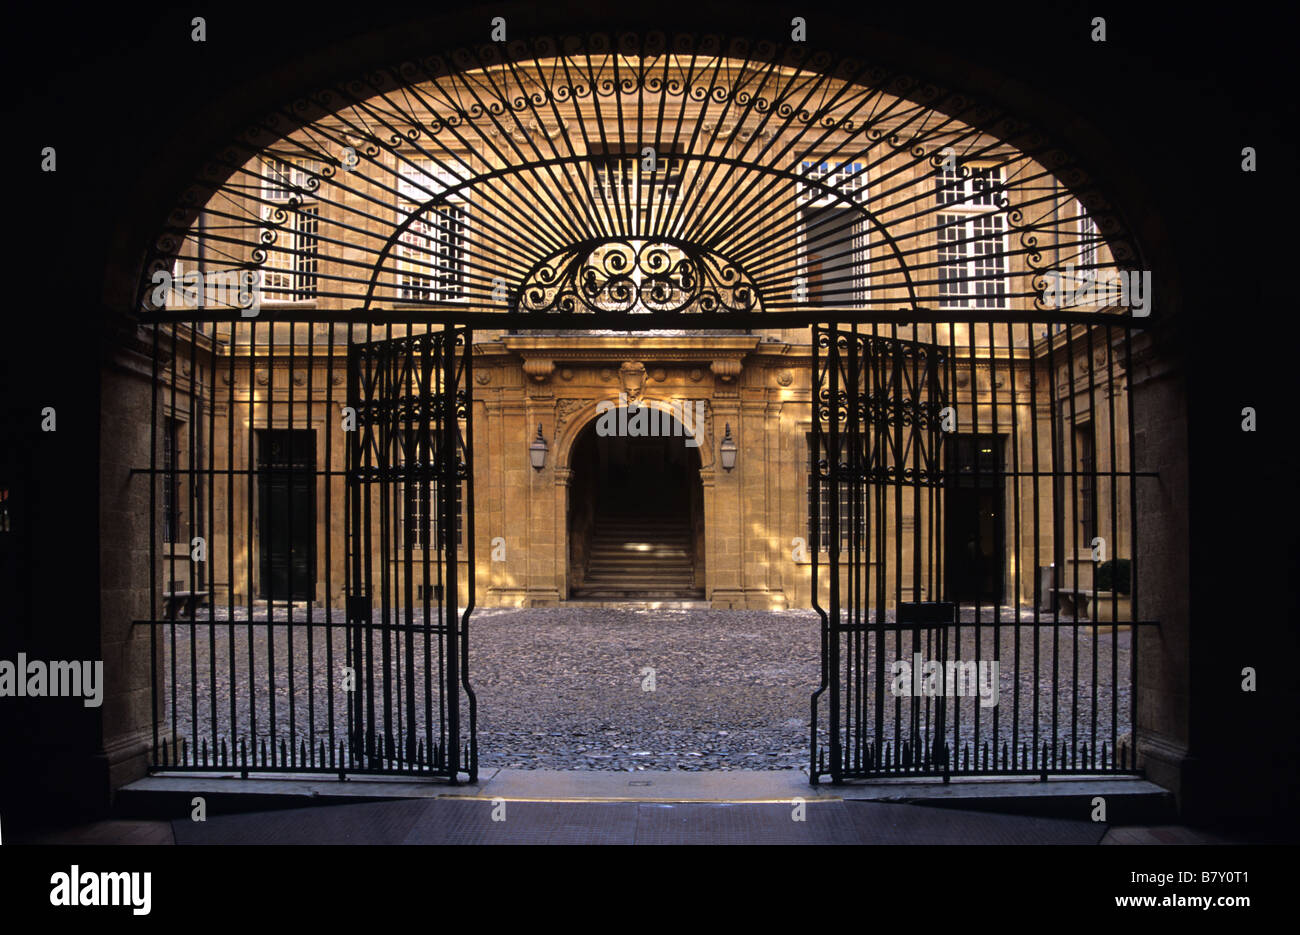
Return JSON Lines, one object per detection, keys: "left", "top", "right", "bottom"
{"left": 472, "top": 607, "right": 818, "bottom": 771}
{"left": 161, "top": 605, "right": 1131, "bottom": 773}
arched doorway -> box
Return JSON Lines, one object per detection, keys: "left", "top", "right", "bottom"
{"left": 566, "top": 406, "right": 705, "bottom": 600}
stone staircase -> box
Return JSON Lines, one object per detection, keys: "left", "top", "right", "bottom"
{"left": 572, "top": 511, "right": 703, "bottom": 600}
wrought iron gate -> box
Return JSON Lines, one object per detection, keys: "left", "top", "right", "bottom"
{"left": 134, "top": 30, "right": 1154, "bottom": 786}
{"left": 810, "top": 320, "right": 1142, "bottom": 783}
{"left": 346, "top": 325, "right": 477, "bottom": 780}
{"left": 141, "top": 320, "right": 477, "bottom": 781}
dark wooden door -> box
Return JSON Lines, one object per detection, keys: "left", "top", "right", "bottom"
{"left": 257, "top": 429, "right": 316, "bottom": 601}
{"left": 944, "top": 435, "right": 1006, "bottom": 604}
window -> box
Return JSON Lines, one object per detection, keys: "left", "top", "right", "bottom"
{"left": 1075, "top": 421, "right": 1096, "bottom": 546}
{"left": 403, "top": 478, "right": 463, "bottom": 550}
{"left": 797, "top": 160, "right": 867, "bottom": 206}
{"left": 162, "top": 418, "right": 181, "bottom": 544}
{"left": 591, "top": 148, "right": 683, "bottom": 212}
{"left": 806, "top": 433, "right": 866, "bottom": 552}
{"left": 796, "top": 160, "right": 868, "bottom": 307}
{"left": 936, "top": 163, "right": 1007, "bottom": 309}
{"left": 395, "top": 159, "right": 469, "bottom": 302}
{"left": 260, "top": 158, "right": 319, "bottom": 300}
{"left": 1049, "top": 202, "right": 1101, "bottom": 332}
{"left": 1078, "top": 201, "right": 1099, "bottom": 274}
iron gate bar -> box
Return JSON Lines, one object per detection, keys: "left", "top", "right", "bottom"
{"left": 810, "top": 318, "right": 1147, "bottom": 784}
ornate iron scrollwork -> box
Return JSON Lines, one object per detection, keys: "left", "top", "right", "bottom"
{"left": 518, "top": 239, "right": 760, "bottom": 316}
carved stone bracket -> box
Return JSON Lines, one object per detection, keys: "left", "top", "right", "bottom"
{"left": 710, "top": 358, "right": 742, "bottom": 382}
{"left": 522, "top": 358, "right": 555, "bottom": 382}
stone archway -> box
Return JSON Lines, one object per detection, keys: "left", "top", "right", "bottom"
{"left": 565, "top": 405, "right": 706, "bottom": 600}
{"left": 73, "top": 18, "right": 1196, "bottom": 806}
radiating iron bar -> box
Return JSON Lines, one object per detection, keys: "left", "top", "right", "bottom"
{"left": 739, "top": 163, "right": 1079, "bottom": 292}
{"left": 513, "top": 54, "right": 617, "bottom": 244}
{"left": 138, "top": 307, "right": 1152, "bottom": 329}
{"left": 683, "top": 55, "right": 836, "bottom": 249}
{"left": 707, "top": 75, "right": 945, "bottom": 260}
{"left": 388, "top": 62, "right": 594, "bottom": 254}
{"left": 206, "top": 101, "right": 569, "bottom": 281}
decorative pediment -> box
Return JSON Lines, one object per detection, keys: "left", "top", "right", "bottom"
{"left": 518, "top": 239, "right": 760, "bottom": 317}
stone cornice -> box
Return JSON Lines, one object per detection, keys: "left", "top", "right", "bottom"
{"left": 501, "top": 335, "right": 760, "bottom": 363}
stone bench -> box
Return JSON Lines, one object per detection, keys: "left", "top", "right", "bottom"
{"left": 1052, "top": 588, "right": 1094, "bottom": 617}
{"left": 163, "top": 590, "right": 209, "bottom": 618}
{"left": 1052, "top": 588, "right": 1132, "bottom": 622}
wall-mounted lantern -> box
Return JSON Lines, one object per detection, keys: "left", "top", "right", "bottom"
{"left": 719, "top": 423, "right": 737, "bottom": 472}
{"left": 529, "top": 423, "right": 549, "bottom": 471}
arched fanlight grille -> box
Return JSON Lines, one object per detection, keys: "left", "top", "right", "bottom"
{"left": 142, "top": 33, "right": 1142, "bottom": 326}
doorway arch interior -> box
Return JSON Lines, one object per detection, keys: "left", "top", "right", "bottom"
{"left": 131, "top": 30, "right": 1151, "bottom": 784}
{"left": 566, "top": 404, "right": 706, "bottom": 601}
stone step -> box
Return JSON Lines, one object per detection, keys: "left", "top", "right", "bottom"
{"left": 589, "top": 541, "right": 690, "bottom": 549}
{"left": 590, "top": 558, "right": 690, "bottom": 566}
{"left": 571, "top": 588, "right": 706, "bottom": 600}
{"left": 591, "top": 530, "right": 692, "bottom": 539}
{"left": 582, "top": 579, "right": 695, "bottom": 590}
{"left": 587, "top": 548, "right": 696, "bottom": 556}
{"left": 590, "top": 533, "right": 691, "bottom": 540}
{"left": 582, "top": 567, "right": 694, "bottom": 578}
{"left": 584, "top": 512, "right": 697, "bottom": 598}
{"left": 583, "top": 567, "right": 692, "bottom": 575}
{"left": 582, "top": 569, "right": 694, "bottom": 581}
{"left": 592, "top": 523, "right": 691, "bottom": 531}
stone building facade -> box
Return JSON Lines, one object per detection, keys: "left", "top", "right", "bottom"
{"left": 143, "top": 51, "right": 1136, "bottom": 615}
